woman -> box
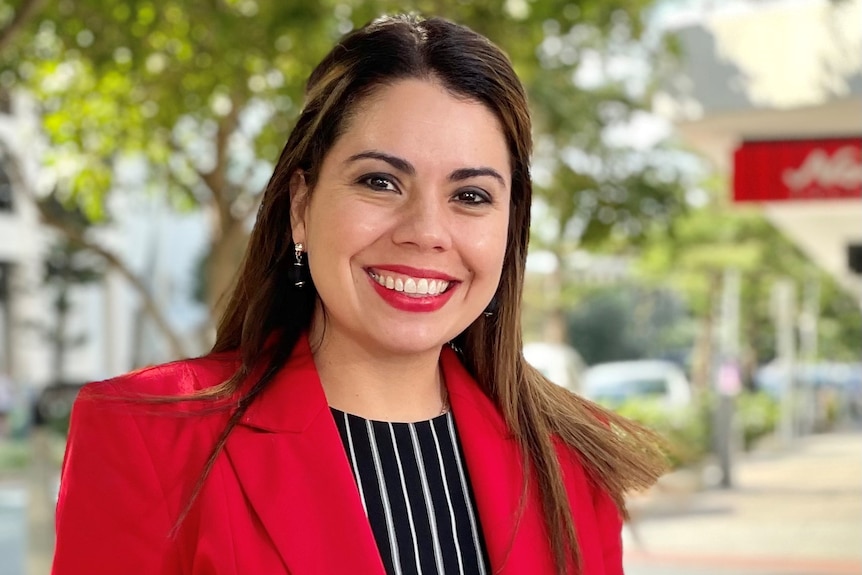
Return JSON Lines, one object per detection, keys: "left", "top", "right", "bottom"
{"left": 52, "top": 14, "right": 666, "bottom": 575}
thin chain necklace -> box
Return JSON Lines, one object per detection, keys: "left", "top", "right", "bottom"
{"left": 439, "top": 386, "right": 450, "bottom": 416}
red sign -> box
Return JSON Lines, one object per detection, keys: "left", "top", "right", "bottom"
{"left": 733, "top": 137, "right": 862, "bottom": 202}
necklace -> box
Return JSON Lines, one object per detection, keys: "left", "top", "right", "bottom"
{"left": 439, "top": 386, "right": 450, "bottom": 416}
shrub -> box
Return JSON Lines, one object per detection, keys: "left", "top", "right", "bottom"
{"left": 735, "top": 391, "right": 780, "bottom": 450}
{"left": 614, "top": 398, "right": 710, "bottom": 468}
{"left": 0, "top": 440, "right": 29, "bottom": 473}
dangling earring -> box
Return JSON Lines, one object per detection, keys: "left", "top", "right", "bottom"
{"left": 483, "top": 296, "right": 499, "bottom": 318}
{"left": 289, "top": 243, "right": 308, "bottom": 288}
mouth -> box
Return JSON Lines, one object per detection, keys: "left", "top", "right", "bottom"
{"left": 366, "top": 268, "right": 456, "bottom": 298}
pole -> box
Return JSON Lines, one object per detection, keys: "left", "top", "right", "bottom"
{"left": 772, "top": 279, "right": 797, "bottom": 445}
{"left": 798, "top": 277, "right": 820, "bottom": 434}
{"left": 715, "top": 268, "right": 741, "bottom": 488}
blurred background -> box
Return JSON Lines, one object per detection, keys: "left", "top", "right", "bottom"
{"left": 0, "top": 0, "right": 860, "bottom": 574}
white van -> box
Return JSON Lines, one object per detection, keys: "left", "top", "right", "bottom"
{"left": 523, "top": 342, "right": 586, "bottom": 393}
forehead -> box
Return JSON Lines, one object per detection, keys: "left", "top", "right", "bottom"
{"left": 326, "top": 78, "right": 511, "bottom": 180}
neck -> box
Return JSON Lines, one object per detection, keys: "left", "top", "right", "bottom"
{"left": 309, "top": 326, "right": 447, "bottom": 423}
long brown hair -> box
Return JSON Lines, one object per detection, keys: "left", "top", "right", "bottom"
{"left": 189, "top": 14, "right": 666, "bottom": 574}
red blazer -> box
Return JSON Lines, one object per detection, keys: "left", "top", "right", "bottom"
{"left": 53, "top": 337, "right": 623, "bottom": 574}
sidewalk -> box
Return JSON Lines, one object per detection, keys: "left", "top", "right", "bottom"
{"left": 623, "top": 430, "right": 862, "bottom": 575}
{"left": 0, "top": 431, "right": 58, "bottom": 575}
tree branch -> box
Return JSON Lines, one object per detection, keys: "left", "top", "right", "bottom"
{"left": 196, "top": 96, "right": 242, "bottom": 237}
{"left": 231, "top": 187, "right": 263, "bottom": 224}
{"left": 36, "top": 205, "right": 191, "bottom": 360}
{"left": 0, "top": 0, "right": 46, "bottom": 54}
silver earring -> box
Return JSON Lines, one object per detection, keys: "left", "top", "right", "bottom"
{"left": 290, "top": 243, "right": 307, "bottom": 288}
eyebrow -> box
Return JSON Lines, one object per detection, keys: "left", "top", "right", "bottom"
{"left": 346, "top": 151, "right": 415, "bottom": 176}
{"left": 449, "top": 167, "right": 506, "bottom": 187}
{"left": 345, "top": 150, "right": 506, "bottom": 187}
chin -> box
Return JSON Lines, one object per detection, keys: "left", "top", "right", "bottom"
{"left": 375, "top": 335, "right": 448, "bottom": 357}
{"left": 365, "top": 323, "right": 464, "bottom": 357}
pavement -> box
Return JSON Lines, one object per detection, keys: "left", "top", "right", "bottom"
{"left": 623, "top": 429, "right": 862, "bottom": 575}
{"left": 0, "top": 431, "right": 56, "bottom": 575}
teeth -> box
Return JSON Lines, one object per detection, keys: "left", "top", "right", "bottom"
{"left": 369, "top": 271, "right": 450, "bottom": 296}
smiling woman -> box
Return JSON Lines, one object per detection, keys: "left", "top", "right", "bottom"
{"left": 52, "top": 14, "right": 667, "bottom": 575}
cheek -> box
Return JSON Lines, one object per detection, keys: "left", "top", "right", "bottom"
{"left": 464, "top": 217, "right": 510, "bottom": 278}
{"left": 306, "top": 201, "right": 388, "bottom": 258}
{"left": 308, "top": 206, "right": 390, "bottom": 300}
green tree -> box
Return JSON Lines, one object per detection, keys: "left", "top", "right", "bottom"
{"left": 565, "top": 284, "right": 693, "bottom": 365}
{"left": 3, "top": 0, "right": 685, "bottom": 356}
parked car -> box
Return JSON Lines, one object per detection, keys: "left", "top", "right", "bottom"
{"left": 582, "top": 360, "right": 692, "bottom": 409}
{"left": 755, "top": 361, "right": 862, "bottom": 428}
{"left": 523, "top": 342, "right": 586, "bottom": 393}
{"left": 32, "top": 382, "right": 86, "bottom": 433}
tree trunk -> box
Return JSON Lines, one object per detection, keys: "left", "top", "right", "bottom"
{"left": 0, "top": 0, "right": 46, "bottom": 53}
{"left": 691, "top": 270, "right": 721, "bottom": 393}
{"left": 205, "top": 217, "right": 249, "bottom": 324}
{"left": 198, "top": 102, "right": 251, "bottom": 326}
{"left": 542, "top": 249, "right": 568, "bottom": 344}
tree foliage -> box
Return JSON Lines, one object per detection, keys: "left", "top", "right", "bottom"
{"left": 565, "top": 284, "right": 692, "bottom": 365}
{"left": 2, "top": 0, "right": 682, "bottom": 309}
{"left": 638, "top": 197, "right": 862, "bottom": 368}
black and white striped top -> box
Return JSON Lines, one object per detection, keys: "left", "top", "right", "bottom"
{"left": 332, "top": 408, "right": 490, "bottom": 575}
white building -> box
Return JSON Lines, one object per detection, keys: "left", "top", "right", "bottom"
{"left": 0, "top": 93, "right": 54, "bottom": 390}
{"left": 656, "top": 0, "right": 862, "bottom": 298}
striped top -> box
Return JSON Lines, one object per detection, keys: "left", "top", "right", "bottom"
{"left": 331, "top": 407, "right": 490, "bottom": 575}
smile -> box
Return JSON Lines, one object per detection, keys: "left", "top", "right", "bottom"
{"left": 367, "top": 270, "right": 451, "bottom": 297}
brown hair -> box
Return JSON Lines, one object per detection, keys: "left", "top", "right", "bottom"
{"left": 190, "top": 14, "right": 665, "bottom": 573}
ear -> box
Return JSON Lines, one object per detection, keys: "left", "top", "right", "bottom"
{"left": 289, "top": 170, "right": 310, "bottom": 245}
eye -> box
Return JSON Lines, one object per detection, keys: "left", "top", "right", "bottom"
{"left": 453, "top": 188, "right": 492, "bottom": 206}
{"left": 359, "top": 174, "right": 399, "bottom": 192}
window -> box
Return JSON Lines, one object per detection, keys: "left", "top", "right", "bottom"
{"left": 0, "top": 263, "right": 9, "bottom": 373}
{"left": 0, "top": 164, "right": 12, "bottom": 212}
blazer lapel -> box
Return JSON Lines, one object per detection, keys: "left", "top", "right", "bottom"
{"left": 223, "top": 337, "right": 385, "bottom": 574}
{"left": 442, "top": 347, "right": 557, "bottom": 574}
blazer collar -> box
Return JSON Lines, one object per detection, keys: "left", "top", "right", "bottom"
{"left": 237, "top": 334, "right": 326, "bottom": 433}
{"left": 224, "top": 334, "right": 384, "bottom": 574}
{"left": 225, "top": 336, "right": 556, "bottom": 574}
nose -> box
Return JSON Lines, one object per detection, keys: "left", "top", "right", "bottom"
{"left": 390, "top": 191, "right": 452, "bottom": 252}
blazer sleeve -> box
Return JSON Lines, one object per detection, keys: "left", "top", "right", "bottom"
{"left": 592, "top": 482, "right": 624, "bottom": 575}
{"left": 52, "top": 386, "right": 177, "bottom": 575}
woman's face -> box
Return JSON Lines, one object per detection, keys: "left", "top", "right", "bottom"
{"left": 291, "top": 78, "right": 511, "bottom": 357}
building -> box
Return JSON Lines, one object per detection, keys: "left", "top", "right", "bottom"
{"left": 657, "top": 0, "right": 862, "bottom": 300}
{"left": 0, "top": 92, "right": 210, "bottom": 398}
